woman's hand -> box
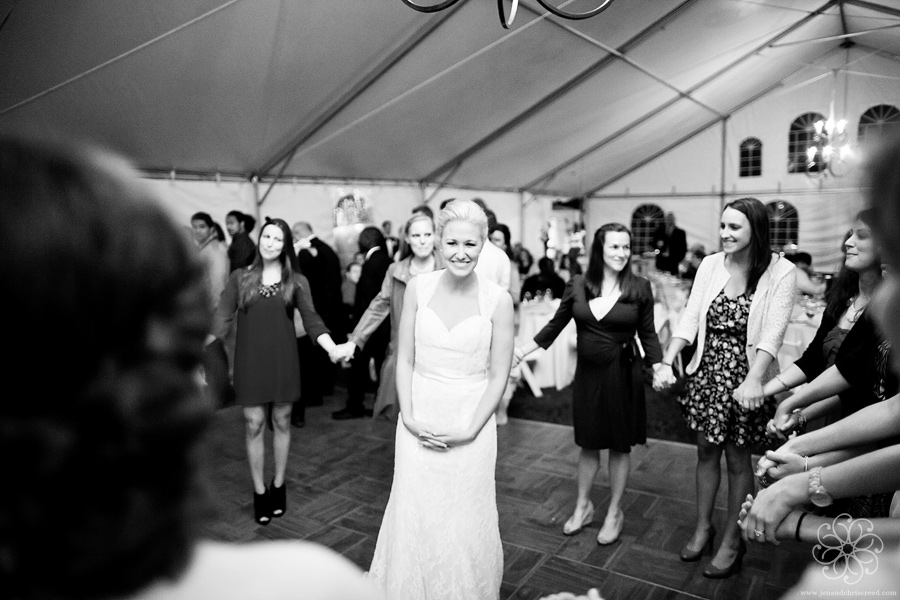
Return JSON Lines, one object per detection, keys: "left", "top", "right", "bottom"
{"left": 733, "top": 376, "right": 765, "bottom": 410}
{"left": 652, "top": 364, "right": 676, "bottom": 391}
{"left": 512, "top": 346, "right": 527, "bottom": 368}
{"left": 738, "top": 474, "right": 805, "bottom": 544}
{"left": 422, "top": 428, "right": 474, "bottom": 450}
{"left": 759, "top": 449, "right": 806, "bottom": 484}
{"left": 738, "top": 495, "right": 800, "bottom": 545}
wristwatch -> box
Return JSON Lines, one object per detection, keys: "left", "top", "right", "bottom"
{"left": 808, "top": 467, "right": 833, "bottom": 507}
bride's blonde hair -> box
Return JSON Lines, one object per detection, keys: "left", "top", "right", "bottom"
{"left": 437, "top": 199, "right": 488, "bottom": 241}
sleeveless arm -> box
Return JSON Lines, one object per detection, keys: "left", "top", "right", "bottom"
{"left": 395, "top": 278, "right": 422, "bottom": 437}
{"left": 464, "top": 292, "right": 515, "bottom": 440}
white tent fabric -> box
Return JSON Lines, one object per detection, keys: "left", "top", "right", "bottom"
{"left": 1, "top": 0, "right": 898, "bottom": 266}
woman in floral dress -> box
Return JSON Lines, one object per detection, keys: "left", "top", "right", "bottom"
{"left": 654, "top": 197, "right": 795, "bottom": 578}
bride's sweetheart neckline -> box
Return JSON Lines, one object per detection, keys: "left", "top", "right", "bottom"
{"left": 423, "top": 305, "right": 482, "bottom": 333}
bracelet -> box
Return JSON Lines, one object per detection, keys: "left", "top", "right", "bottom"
{"left": 795, "top": 512, "right": 809, "bottom": 542}
{"left": 804, "top": 455, "right": 809, "bottom": 472}
{"left": 775, "top": 374, "right": 789, "bottom": 392}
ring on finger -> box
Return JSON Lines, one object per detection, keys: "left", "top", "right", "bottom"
{"left": 754, "top": 529, "right": 763, "bottom": 538}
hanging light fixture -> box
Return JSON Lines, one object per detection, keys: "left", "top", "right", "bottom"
{"left": 806, "top": 51, "right": 855, "bottom": 177}
{"left": 400, "top": 0, "right": 615, "bottom": 29}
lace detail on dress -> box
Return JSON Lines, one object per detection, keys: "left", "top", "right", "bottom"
{"left": 368, "top": 269, "right": 503, "bottom": 600}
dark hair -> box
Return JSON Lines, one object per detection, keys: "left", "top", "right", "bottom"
{"left": 190, "top": 211, "right": 213, "bottom": 227}
{"left": 537, "top": 256, "right": 555, "bottom": 275}
{"left": 0, "top": 136, "right": 211, "bottom": 599}
{"left": 584, "top": 223, "right": 640, "bottom": 301}
{"left": 212, "top": 221, "right": 226, "bottom": 242}
{"left": 824, "top": 209, "right": 881, "bottom": 320}
{"left": 439, "top": 198, "right": 457, "bottom": 210}
{"left": 723, "top": 197, "right": 772, "bottom": 293}
{"left": 411, "top": 203, "right": 434, "bottom": 219}
{"left": 239, "top": 218, "right": 298, "bottom": 309}
{"left": 517, "top": 248, "right": 534, "bottom": 276}
{"left": 870, "top": 137, "right": 900, "bottom": 263}
{"left": 489, "top": 223, "right": 513, "bottom": 259}
{"left": 226, "top": 210, "right": 256, "bottom": 234}
{"left": 566, "top": 247, "right": 583, "bottom": 276}
{"left": 358, "top": 225, "right": 386, "bottom": 254}
{"left": 786, "top": 252, "right": 813, "bottom": 266}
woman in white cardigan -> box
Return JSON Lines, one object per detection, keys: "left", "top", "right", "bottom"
{"left": 654, "top": 197, "right": 795, "bottom": 578}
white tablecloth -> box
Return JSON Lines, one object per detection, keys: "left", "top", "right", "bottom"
{"left": 517, "top": 299, "right": 577, "bottom": 390}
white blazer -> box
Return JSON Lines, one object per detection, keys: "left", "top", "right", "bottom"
{"left": 673, "top": 252, "right": 796, "bottom": 382}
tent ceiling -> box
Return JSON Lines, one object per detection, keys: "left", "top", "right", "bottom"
{"left": 2, "top": 0, "right": 899, "bottom": 197}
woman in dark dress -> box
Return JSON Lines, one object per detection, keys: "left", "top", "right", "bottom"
{"left": 212, "top": 218, "right": 340, "bottom": 525}
{"left": 513, "top": 224, "right": 663, "bottom": 546}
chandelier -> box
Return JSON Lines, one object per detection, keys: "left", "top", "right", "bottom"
{"left": 806, "top": 69, "right": 854, "bottom": 177}
{"left": 400, "top": 0, "right": 615, "bottom": 29}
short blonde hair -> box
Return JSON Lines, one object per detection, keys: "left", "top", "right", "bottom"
{"left": 436, "top": 199, "right": 488, "bottom": 241}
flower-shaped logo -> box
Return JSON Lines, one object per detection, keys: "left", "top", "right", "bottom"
{"left": 813, "top": 514, "right": 884, "bottom": 585}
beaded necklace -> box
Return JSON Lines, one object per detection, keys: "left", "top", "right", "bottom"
{"left": 259, "top": 282, "right": 281, "bottom": 298}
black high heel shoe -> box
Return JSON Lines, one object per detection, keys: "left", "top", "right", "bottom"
{"left": 680, "top": 524, "right": 716, "bottom": 562}
{"left": 702, "top": 539, "right": 746, "bottom": 579}
{"left": 254, "top": 488, "right": 271, "bottom": 525}
{"left": 270, "top": 480, "right": 286, "bottom": 518}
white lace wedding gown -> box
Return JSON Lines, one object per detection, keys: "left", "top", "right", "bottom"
{"left": 368, "top": 270, "right": 503, "bottom": 600}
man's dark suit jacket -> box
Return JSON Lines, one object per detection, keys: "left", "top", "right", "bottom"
{"left": 354, "top": 247, "right": 392, "bottom": 348}
{"left": 296, "top": 237, "right": 344, "bottom": 332}
{"left": 653, "top": 225, "right": 687, "bottom": 276}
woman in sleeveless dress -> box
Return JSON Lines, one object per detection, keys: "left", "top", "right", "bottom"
{"left": 368, "top": 199, "right": 515, "bottom": 600}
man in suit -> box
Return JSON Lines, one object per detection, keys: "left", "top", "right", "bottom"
{"left": 334, "top": 226, "right": 391, "bottom": 420}
{"left": 653, "top": 211, "right": 688, "bottom": 276}
{"left": 291, "top": 222, "right": 344, "bottom": 427}
{"left": 382, "top": 220, "right": 400, "bottom": 260}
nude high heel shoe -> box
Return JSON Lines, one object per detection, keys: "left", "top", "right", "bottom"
{"left": 562, "top": 501, "right": 595, "bottom": 535}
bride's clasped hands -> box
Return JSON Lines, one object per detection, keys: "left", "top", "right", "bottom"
{"left": 402, "top": 416, "right": 475, "bottom": 451}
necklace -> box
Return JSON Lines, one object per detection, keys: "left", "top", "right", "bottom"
{"left": 846, "top": 296, "right": 867, "bottom": 324}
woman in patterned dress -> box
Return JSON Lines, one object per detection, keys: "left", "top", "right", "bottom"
{"left": 654, "top": 197, "right": 795, "bottom": 578}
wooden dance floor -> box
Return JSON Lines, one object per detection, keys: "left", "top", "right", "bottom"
{"left": 200, "top": 396, "right": 813, "bottom": 599}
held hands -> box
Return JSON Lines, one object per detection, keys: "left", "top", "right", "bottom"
{"left": 402, "top": 417, "right": 473, "bottom": 451}
{"left": 652, "top": 364, "right": 676, "bottom": 391}
{"left": 733, "top": 376, "right": 765, "bottom": 410}
{"left": 328, "top": 341, "right": 356, "bottom": 365}
{"left": 766, "top": 408, "right": 802, "bottom": 440}
{"left": 755, "top": 449, "right": 805, "bottom": 487}
{"left": 539, "top": 590, "right": 603, "bottom": 600}
{"left": 738, "top": 493, "right": 800, "bottom": 545}
{"left": 512, "top": 346, "right": 527, "bottom": 368}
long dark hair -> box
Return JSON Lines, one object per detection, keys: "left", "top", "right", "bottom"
{"left": 724, "top": 197, "right": 771, "bottom": 293}
{"left": 825, "top": 209, "right": 881, "bottom": 320}
{"left": 584, "top": 223, "right": 640, "bottom": 301}
{"left": 238, "top": 217, "right": 298, "bottom": 309}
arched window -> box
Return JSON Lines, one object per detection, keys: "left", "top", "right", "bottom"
{"left": 630, "top": 203, "right": 665, "bottom": 255}
{"left": 858, "top": 104, "right": 900, "bottom": 147}
{"left": 766, "top": 200, "right": 799, "bottom": 252}
{"left": 739, "top": 137, "right": 762, "bottom": 177}
{"left": 788, "top": 112, "right": 826, "bottom": 174}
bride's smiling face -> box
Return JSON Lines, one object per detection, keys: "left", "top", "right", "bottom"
{"left": 441, "top": 219, "right": 483, "bottom": 276}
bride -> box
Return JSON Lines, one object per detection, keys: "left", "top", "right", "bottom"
{"left": 368, "top": 199, "right": 514, "bottom": 599}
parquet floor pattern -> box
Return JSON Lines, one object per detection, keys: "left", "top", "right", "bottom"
{"left": 199, "top": 396, "right": 812, "bottom": 599}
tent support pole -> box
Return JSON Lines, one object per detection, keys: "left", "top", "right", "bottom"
{"left": 720, "top": 117, "right": 728, "bottom": 214}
